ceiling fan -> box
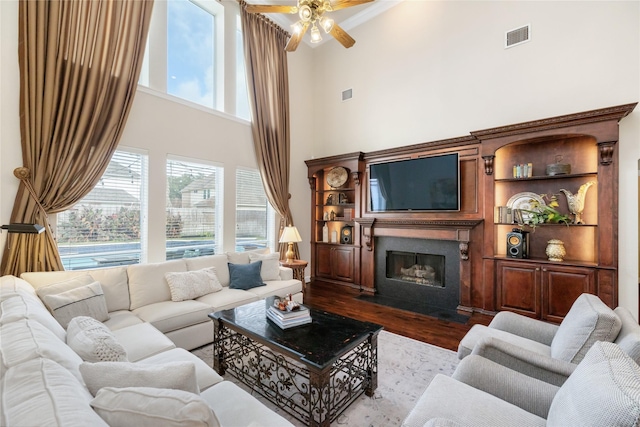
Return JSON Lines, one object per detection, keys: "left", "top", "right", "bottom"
{"left": 246, "top": 0, "right": 374, "bottom": 52}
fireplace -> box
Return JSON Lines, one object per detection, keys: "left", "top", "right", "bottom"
{"left": 372, "top": 236, "right": 462, "bottom": 318}
{"left": 386, "top": 251, "right": 445, "bottom": 288}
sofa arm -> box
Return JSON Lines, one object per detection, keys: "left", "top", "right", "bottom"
{"left": 471, "top": 336, "right": 576, "bottom": 387}
{"left": 452, "top": 355, "right": 559, "bottom": 419}
{"left": 489, "top": 311, "right": 559, "bottom": 346}
{"left": 278, "top": 266, "right": 293, "bottom": 281}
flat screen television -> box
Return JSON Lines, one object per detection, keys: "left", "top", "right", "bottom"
{"left": 369, "top": 153, "right": 460, "bottom": 212}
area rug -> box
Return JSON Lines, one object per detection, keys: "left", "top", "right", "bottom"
{"left": 192, "top": 330, "right": 459, "bottom": 426}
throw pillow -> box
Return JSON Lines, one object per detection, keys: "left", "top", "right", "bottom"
{"left": 550, "top": 293, "right": 622, "bottom": 363}
{"left": 228, "top": 262, "right": 266, "bottom": 290}
{"left": 66, "top": 316, "right": 128, "bottom": 362}
{"left": 80, "top": 361, "right": 199, "bottom": 396}
{"left": 248, "top": 252, "right": 281, "bottom": 281}
{"left": 42, "top": 281, "right": 109, "bottom": 328}
{"left": 35, "top": 274, "right": 95, "bottom": 305}
{"left": 226, "top": 248, "right": 270, "bottom": 265}
{"left": 165, "top": 267, "right": 222, "bottom": 302}
{"left": 91, "top": 386, "right": 220, "bottom": 427}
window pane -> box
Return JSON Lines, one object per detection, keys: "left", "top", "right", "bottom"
{"left": 58, "top": 151, "right": 148, "bottom": 270}
{"left": 167, "top": 0, "right": 215, "bottom": 108}
{"left": 235, "top": 168, "right": 274, "bottom": 252}
{"left": 236, "top": 15, "right": 250, "bottom": 120}
{"left": 166, "top": 157, "right": 222, "bottom": 259}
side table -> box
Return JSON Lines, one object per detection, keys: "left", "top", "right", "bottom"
{"left": 280, "top": 259, "right": 308, "bottom": 290}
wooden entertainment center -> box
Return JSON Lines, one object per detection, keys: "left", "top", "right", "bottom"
{"left": 306, "top": 103, "right": 636, "bottom": 321}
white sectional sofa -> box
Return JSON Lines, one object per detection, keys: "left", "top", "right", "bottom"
{"left": 21, "top": 250, "right": 303, "bottom": 350}
{"left": 1, "top": 251, "right": 302, "bottom": 426}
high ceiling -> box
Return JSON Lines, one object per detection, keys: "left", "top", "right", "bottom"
{"left": 245, "top": 0, "right": 403, "bottom": 47}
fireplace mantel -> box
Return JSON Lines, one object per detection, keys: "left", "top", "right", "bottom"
{"left": 354, "top": 218, "right": 483, "bottom": 253}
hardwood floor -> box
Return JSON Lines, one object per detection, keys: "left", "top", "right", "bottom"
{"left": 304, "top": 280, "right": 492, "bottom": 352}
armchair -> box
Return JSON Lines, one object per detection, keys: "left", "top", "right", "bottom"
{"left": 402, "top": 341, "right": 640, "bottom": 427}
{"left": 458, "top": 293, "right": 622, "bottom": 366}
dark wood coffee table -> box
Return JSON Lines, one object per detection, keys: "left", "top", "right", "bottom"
{"left": 209, "top": 297, "right": 383, "bottom": 427}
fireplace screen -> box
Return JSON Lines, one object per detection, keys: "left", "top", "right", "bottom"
{"left": 386, "top": 250, "right": 445, "bottom": 288}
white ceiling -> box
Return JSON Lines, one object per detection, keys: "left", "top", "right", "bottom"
{"left": 246, "top": 0, "right": 403, "bottom": 47}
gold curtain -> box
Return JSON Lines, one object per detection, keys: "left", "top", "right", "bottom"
{"left": 1, "top": 0, "right": 154, "bottom": 276}
{"left": 239, "top": 2, "right": 299, "bottom": 260}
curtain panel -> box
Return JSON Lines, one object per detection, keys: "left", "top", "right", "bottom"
{"left": 1, "top": 0, "right": 154, "bottom": 276}
{"left": 240, "top": 2, "right": 299, "bottom": 259}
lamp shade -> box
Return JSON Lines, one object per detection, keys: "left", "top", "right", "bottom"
{"left": 279, "top": 226, "right": 302, "bottom": 243}
{"left": 1, "top": 223, "right": 45, "bottom": 234}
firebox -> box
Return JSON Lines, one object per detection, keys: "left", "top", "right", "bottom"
{"left": 386, "top": 251, "right": 445, "bottom": 288}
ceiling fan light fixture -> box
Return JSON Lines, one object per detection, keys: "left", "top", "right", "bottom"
{"left": 310, "top": 24, "right": 322, "bottom": 43}
{"left": 320, "top": 16, "right": 334, "bottom": 33}
{"left": 291, "top": 21, "right": 303, "bottom": 34}
{"left": 298, "top": 4, "right": 312, "bottom": 22}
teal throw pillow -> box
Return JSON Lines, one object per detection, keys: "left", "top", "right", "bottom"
{"left": 228, "top": 261, "right": 266, "bottom": 290}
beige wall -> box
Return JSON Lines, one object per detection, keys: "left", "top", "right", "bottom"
{"left": 2, "top": 1, "right": 639, "bottom": 317}
{"left": 290, "top": 1, "right": 640, "bottom": 317}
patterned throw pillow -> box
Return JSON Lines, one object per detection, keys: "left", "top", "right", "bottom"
{"left": 42, "top": 281, "right": 109, "bottom": 329}
{"left": 66, "top": 316, "right": 128, "bottom": 362}
{"left": 165, "top": 267, "right": 223, "bottom": 302}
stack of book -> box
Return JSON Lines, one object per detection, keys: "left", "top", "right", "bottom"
{"left": 266, "top": 305, "right": 311, "bottom": 329}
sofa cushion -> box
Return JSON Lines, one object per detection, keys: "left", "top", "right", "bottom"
{"left": 42, "top": 281, "right": 109, "bottom": 328}
{"left": 110, "top": 322, "right": 176, "bottom": 362}
{"left": 80, "top": 360, "right": 199, "bottom": 396}
{"left": 132, "top": 300, "right": 212, "bottom": 334}
{"left": 0, "top": 319, "right": 83, "bottom": 381}
{"left": 196, "top": 288, "right": 260, "bottom": 312}
{"left": 0, "top": 275, "right": 39, "bottom": 301}
{"left": 244, "top": 279, "right": 303, "bottom": 300}
{"left": 547, "top": 341, "right": 640, "bottom": 426}
{"left": 91, "top": 386, "right": 220, "bottom": 427}
{"left": 22, "top": 267, "right": 131, "bottom": 312}
{"left": 102, "top": 309, "right": 144, "bottom": 330}
{"left": 165, "top": 267, "right": 223, "bottom": 302}
{"left": 550, "top": 293, "right": 622, "bottom": 363}
{"left": 0, "top": 294, "right": 66, "bottom": 341}
{"left": 248, "top": 252, "right": 281, "bottom": 281}
{"left": 66, "top": 316, "right": 128, "bottom": 363}
{"left": 2, "top": 358, "right": 108, "bottom": 427}
{"left": 139, "top": 348, "right": 224, "bottom": 391}
{"left": 228, "top": 262, "right": 266, "bottom": 290}
{"left": 185, "top": 255, "right": 231, "bottom": 287}
{"left": 613, "top": 306, "right": 640, "bottom": 364}
{"left": 127, "top": 259, "right": 187, "bottom": 310}
{"left": 201, "top": 381, "right": 295, "bottom": 427}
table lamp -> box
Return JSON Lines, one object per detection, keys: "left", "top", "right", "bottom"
{"left": 279, "top": 225, "right": 302, "bottom": 263}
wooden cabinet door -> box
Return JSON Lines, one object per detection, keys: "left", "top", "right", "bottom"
{"left": 332, "top": 246, "right": 355, "bottom": 283}
{"left": 542, "top": 265, "right": 595, "bottom": 323}
{"left": 315, "top": 245, "right": 333, "bottom": 278}
{"left": 496, "top": 261, "right": 541, "bottom": 318}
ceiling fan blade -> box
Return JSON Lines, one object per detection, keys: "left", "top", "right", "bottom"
{"left": 329, "top": 23, "right": 356, "bottom": 48}
{"left": 285, "top": 22, "right": 310, "bottom": 52}
{"left": 245, "top": 4, "right": 298, "bottom": 14}
{"left": 330, "top": 0, "right": 374, "bottom": 11}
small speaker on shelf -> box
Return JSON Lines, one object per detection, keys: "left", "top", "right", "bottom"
{"left": 506, "top": 228, "right": 529, "bottom": 259}
{"left": 340, "top": 225, "right": 353, "bottom": 244}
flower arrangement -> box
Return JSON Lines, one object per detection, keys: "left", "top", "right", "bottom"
{"left": 518, "top": 194, "right": 571, "bottom": 229}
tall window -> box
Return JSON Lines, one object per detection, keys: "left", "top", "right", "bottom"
{"left": 57, "top": 150, "right": 148, "bottom": 270}
{"left": 235, "top": 168, "right": 275, "bottom": 252}
{"left": 167, "top": 0, "right": 216, "bottom": 109}
{"left": 166, "top": 156, "right": 223, "bottom": 259}
{"left": 235, "top": 15, "right": 250, "bottom": 120}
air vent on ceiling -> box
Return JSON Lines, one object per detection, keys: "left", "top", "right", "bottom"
{"left": 505, "top": 24, "right": 530, "bottom": 49}
{"left": 342, "top": 88, "right": 353, "bottom": 101}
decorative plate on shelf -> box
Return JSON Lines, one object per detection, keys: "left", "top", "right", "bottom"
{"left": 506, "top": 192, "right": 546, "bottom": 221}
{"left": 326, "top": 166, "right": 348, "bottom": 188}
